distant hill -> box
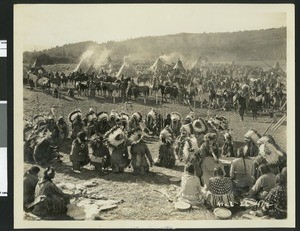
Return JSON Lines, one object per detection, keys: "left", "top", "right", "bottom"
{"left": 23, "top": 27, "right": 286, "bottom": 67}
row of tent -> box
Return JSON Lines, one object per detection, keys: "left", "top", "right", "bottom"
{"left": 30, "top": 55, "right": 286, "bottom": 79}
{"left": 73, "top": 56, "right": 207, "bottom": 77}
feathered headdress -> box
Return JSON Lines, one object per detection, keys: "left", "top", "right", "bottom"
{"left": 147, "top": 108, "right": 157, "bottom": 120}
{"left": 257, "top": 134, "right": 276, "bottom": 146}
{"left": 171, "top": 112, "right": 182, "bottom": 121}
{"left": 204, "top": 133, "right": 217, "bottom": 142}
{"left": 182, "top": 135, "right": 198, "bottom": 162}
{"left": 97, "top": 111, "right": 109, "bottom": 121}
{"left": 104, "top": 125, "right": 126, "bottom": 148}
{"left": 86, "top": 108, "right": 97, "bottom": 121}
{"left": 33, "top": 114, "right": 46, "bottom": 126}
{"left": 127, "top": 127, "right": 143, "bottom": 144}
{"left": 110, "top": 110, "right": 120, "bottom": 120}
{"left": 180, "top": 123, "right": 194, "bottom": 135}
{"left": 259, "top": 141, "right": 284, "bottom": 165}
{"left": 207, "top": 115, "right": 229, "bottom": 131}
{"left": 68, "top": 109, "right": 82, "bottom": 124}
{"left": 132, "top": 112, "right": 142, "bottom": 122}
{"left": 244, "top": 129, "right": 261, "bottom": 147}
{"left": 192, "top": 118, "right": 208, "bottom": 134}
{"left": 120, "top": 112, "right": 130, "bottom": 129}
{"left": 159, "top": 125, "right": 174, "bottom": 144}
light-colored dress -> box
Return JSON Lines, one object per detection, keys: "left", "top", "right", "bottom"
{"left": 179, "top": 174, "right": 204, "bottom": 205}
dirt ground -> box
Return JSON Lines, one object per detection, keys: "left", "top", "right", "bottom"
{"left": 22, "top": 80, "right": 286, "bottom": 221}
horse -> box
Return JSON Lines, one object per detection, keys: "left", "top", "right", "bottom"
{"left": 41, "top": 79, "right": 51, "bottom": 93}
{"left": 248, "top": 97, "right": 259, "bottom": 119}
{"left": 233, "top": 93, "right": 247, "bottom": 121}
{"left": 60, "top": 73, "right": 68, "bottom": 86}
{"left": 75, "top": 81, "right": 89, "bottom": 96}
{"left": 135, "top": 85, "right": 150, "bottom": 98}
{"left": 126, "top": 85, "right": 140, "bottom": 100}
{"left": 164, "top": 86, "right": 178, "bottom": 103}
{"left": 101, "top": 81, "right": 121, "bottom": 98}
{"left": 137, "top": 73, "right": 152, "bottom": 85}
{"left": 208, "top": 88, "right": 216, "bottom": 107}
{"left": 74, "top": 73, "right": 88, "bottom": 84}
{"left": 51, "top": 76, "right": 61, "bottom": 88}
{"left": 152, "top": 83, "right": 166, "bottom": 102}
{"left": 103, "top": 75, "right": 117, "bottom": 83}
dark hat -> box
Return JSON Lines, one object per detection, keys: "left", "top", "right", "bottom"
{"left": 29, "top": 166, "right": 40, "bottom": 175}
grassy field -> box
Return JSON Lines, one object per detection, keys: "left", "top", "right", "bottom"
{"left": 23, "top": 80, "right": 286, "bottom": 221}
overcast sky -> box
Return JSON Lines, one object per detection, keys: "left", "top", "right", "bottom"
{"left": 14, "top": 4, "right": 288, "bottom": 52}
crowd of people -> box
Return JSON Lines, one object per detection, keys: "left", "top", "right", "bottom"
{"left": 23, "top": 105, "right": 287, "bottom": 219}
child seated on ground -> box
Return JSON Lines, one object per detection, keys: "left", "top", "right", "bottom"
{"left": 178, "top": 164, "right": 205, "bottom": 206}
{"left": 204, "top": 166, "right": 235, "bottom": 208}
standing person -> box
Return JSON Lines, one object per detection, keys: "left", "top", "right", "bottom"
{"left": 24, "top": 166, "right": 40, "bottom": 209}
{"left": 178, "top": 164, "right": 205, "bottom": 206}
{"left": 205, "top": 166, "right": 235, "bottom": 208}
{"left": 69, "top": 131, "right": 90, "bottom": 173}
{"left": 128, "top": 127, "right": 154, "bottom": 174}
{"left": 248, "top": 164, "right": 276, "bottom": 200}
{"left": 31, "top": 167, "right": 79, "bottom": 217}
{"left": 230, "top": 147, "right": 255, "bottom": 200}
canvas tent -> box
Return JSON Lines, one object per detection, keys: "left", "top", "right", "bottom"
{"left": 85, "top": 64, "right": 97, "bottom": 75}
{"left": 74, "top": 58, "right": 91, "bottom": 73}
{"left": 150, "top": 58, "right": 165, "bottom": 72}
{"left": 271, "top": 61, "right": 286, "bottom": 79}
{"left": 31, "top": 58, "right": 43, "bottom": 68}
{"left": 191, "top": 57, "right": 203, "bottom": 70}
{"left": 173, "top": 59, "right": 186, "bottom": 74}
{"left": 116, "top": 61, "right": 137, "bottom": 78}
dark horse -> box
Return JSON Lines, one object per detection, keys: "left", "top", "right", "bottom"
{"left": 74, "top": 73, "right": 88, "bottom": 85}
{"left": 208, "top": 88, "right": 216, "bottom": 107}
{"left": 164, "top": 86, "right": 179, "bottom": 103}
{"left": 152, "top": 83, "right": 166, "bottom": 102}
{"left": 233, "top": 93, "right": 247, "bottom": 121}
{"left": 248, "top": 97, "right": 259, "bottom": 119}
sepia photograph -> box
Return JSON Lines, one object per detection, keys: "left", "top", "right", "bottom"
{"left": 14, "top": 3, "right": 295, "bottom": 229}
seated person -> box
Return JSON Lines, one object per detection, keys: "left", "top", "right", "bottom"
{"left": 221, "top": 133, "right": 235, "bottom": 157}
{"left": 155, "top": 126, "right": 176, "bottom": 168}
{"left": 24, "top": 166, "right": 40, "bottom": 209}
{"left": 230, "top": 147, "right": 255, "bottom": 199}
{"left": 262, "top": 172, "right": 287, "bottom": 219}
{"left": 248, "top": 164, "right": 276, "bottom": 200}
{"left": 31, "top": 167, "right": 79, "bottom": 217}
{"left": 205, "top": 166, "right": 235, "bottom": 208}
{"left": 178, "top": 164, "right": 205, "bottom": 206}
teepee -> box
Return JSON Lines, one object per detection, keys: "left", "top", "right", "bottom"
{"left": 150, "top": 58, "right": 165, "bottom": 72}
{"left": 116, "top": 60, "right": 137, "bottom": 78}
{"left": 173, "top": 59, "right": 186, "bottom": 74}
{"left": 271, "top": 61, "right": 286, "bottom": 78}
{"left": 191, "top": 57, "right": 203, "bottom": 70}
{"left": 85, "top": 64, "right": 97, "bottom": 75}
